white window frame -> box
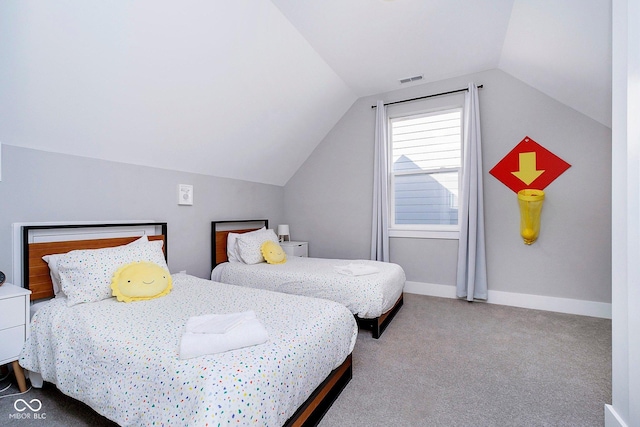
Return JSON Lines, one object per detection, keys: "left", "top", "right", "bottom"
{"left": 388, "top": 107, "right": 463, "bottom": 240}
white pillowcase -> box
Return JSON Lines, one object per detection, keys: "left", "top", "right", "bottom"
{"left": 41, "top": 253, "right": 66, "bottom": 297}
{"left": 236, "top": 228, "right": 279, "bottom": 265}
{"left": 58, "top": 238, "right": 167, "bottom": 306}
{"left": 42, "top": 235, "right": 149, "bottom": 298}
{"left": 226, "top": 227, "right": 265, "bottom": 263}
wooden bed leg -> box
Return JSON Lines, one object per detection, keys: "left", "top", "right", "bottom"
{"left": 12, "top": 361, "right": 28, "bottom": 392}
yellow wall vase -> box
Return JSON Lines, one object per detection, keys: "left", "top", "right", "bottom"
{"left": 517, "top": 189, "right": 545, "bottom": 245}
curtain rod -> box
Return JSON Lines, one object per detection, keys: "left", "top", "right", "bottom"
{"left": 371, "top": 84, "right": 483, "bottom": 109}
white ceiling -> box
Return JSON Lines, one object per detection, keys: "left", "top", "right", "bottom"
{"left": 272, "top": 0, "right": 612, "bottom": 127}
{"left": 0, "top": 0, "right": 611, "bottom": 186}
{"left": 271, "top": 0, "right": 515, "bottom": 96}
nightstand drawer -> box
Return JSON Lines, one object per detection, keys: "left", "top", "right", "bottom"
{"left": 0, "top": 325, "right": 25, "bottom": 361}
{"left": 0, "top": 298, "right": 25, "bottom": 330}
{"left": 281, "top": 241, "right": 308, "bottom": 257}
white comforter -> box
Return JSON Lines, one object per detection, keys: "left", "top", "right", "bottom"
{"left": 212, "top": 257, "right": 405, "bottom": 318}
{"left": 20, "top": 274, "right": 357, "bottom": 427}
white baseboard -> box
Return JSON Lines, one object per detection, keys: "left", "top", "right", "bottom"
{"left": 404, "top": 281, "right": 457, "bottom": 299}
{"left": 605, "top": 404, "right": 628, "bottom": 427}
{"left": 404, "top": 280, "right": 612, "bottom": 319}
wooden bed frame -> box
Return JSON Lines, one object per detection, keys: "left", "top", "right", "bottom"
{"left": 211, "top": 220, "right": 404, "bottom": 339}
{"left": 21, "top": 222, "right": 350, "bottom": 427}
{"left": 22, "top": 223, "right": 168, "bottom": 301}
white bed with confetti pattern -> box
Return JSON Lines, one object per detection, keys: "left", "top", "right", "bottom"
{"left": 17, "top": 222, "right": 357, "bottom": 427}
{"left": 212, "top": 220, "right": 406, "bottom": 338}
{"left": 21, "top": 274, "right": 357, "bottom": 426}
{"left": 212, "top": 256, "right": 404, "bottom": 320}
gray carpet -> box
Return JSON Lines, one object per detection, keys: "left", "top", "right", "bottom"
{"left": 320, "top": 294, "right": 611, "bottom": 427}
{"left": 0, "top": 293, "right": 611, "bottom": 426}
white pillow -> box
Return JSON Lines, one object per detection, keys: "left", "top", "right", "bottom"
{"left": 42, "top": 235, "right": 149, "bottom": 298}
{"left": 236, "top": 228, "right": 279, "bottom": 265}
{"left": 41, "top": 253, "right": 66, "bottom": 297}
{"left": 58, "top": 239, "right": 167, "bottom": 306}
{"left": 226, "top": 227, "right": 265, "bottom": 263}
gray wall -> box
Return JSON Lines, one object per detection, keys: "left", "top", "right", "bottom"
{"left": 0, "top": 145, "right": 285, "bottom": 283}
{"left": 284, "top": 69, "right": 612, "bottom": 304}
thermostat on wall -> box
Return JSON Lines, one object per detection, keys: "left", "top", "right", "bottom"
{"left": 178, "top": 184, "right": 193, "bottom": 206}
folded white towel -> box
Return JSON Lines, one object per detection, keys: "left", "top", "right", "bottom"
{"left": 179, "top": 318, "right": 269, "bottom": 359}
{"left": 335, "top": 263, "right": 380, "bottom": 276}
{"left": 186, "top": 311, "right": 256, "bottom": 334}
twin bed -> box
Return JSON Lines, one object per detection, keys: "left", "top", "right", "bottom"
{"left": 210, "top": 220, "right": 406, "bottom": 339}
{"left": 18, "top": 222, "right": 357, "bottom": 426}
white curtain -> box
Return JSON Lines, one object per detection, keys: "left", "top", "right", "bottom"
{"left": 456, "top": 83, "right": 488, "bottom": 301}
{"left": 371, "top": 100, "right": 390, "bottom": 262}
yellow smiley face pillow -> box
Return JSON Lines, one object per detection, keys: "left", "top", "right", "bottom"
{"left": 260, "top": 240, "right": 287, "bottom": 265}
{"left": 111, "top": 261, "right": 173, "bottom": 303}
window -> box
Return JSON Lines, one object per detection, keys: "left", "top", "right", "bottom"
{"left": 389, "top": 108, "right": 462, "bottom": 238}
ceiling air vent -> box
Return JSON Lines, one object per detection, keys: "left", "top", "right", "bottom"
{"left": 399, "top": 75, "right": 423, "bottom": 84}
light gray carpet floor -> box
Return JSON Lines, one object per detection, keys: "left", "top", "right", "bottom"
{"left": 0, "top": 293, "right": 611, "bottom": 426}
{"left": 320, "top": 294, "right": 611, "bottom": 427}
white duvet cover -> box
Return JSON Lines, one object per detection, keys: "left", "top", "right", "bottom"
{"left": 212, "top": 257, "right": 405, "bottom": 318}
{"left": 20, "top": 274, "right": 357, "bottom": 427}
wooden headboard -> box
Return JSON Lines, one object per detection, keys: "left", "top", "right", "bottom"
{"left": 211, "top": 220, "right": 268, "bottom": 268}
{"left": 23, "top": 223, "right": 167, "bottom": 301}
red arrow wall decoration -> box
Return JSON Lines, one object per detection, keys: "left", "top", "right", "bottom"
{"left": 489, "top": 136, "right": 571, "bottom": 193}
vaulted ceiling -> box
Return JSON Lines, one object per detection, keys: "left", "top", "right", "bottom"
{"left": 0, "top": 0, "right": 611, "bottom": 186}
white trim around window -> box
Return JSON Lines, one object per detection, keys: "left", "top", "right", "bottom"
{"left": 389, "top": 227, "right": 459, "bottom": 240}
{"left": 388, "top": 106, "right": 463, "bottom": 240}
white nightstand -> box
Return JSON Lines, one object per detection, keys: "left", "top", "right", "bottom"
{"left": 0, "top": 283, "right": 31, "bottom": 392}
{"left": 280, "top": 241, "right": 308, "bottom": 257}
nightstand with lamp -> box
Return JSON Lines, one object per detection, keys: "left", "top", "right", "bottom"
{"left": 277, "top": 225, "right": 308, "bottom": 257}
